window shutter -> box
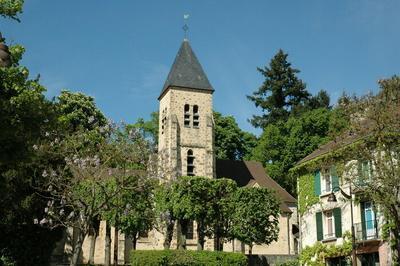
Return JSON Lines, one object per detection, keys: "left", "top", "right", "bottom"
{"left": 357, "top": 161, "right": 363, "bottom": 186}
{"left": 333, "top": 208, "right": 342, "bottom": 238}
{"left": 331, "top": 166, "right": 339, "bottom": 190}
{"left": 316, "top": 212, "right": 323, "bottom": 241}
{"left": 314, "top": 170, "right": 321, "bottom": 196}
{"left": 360, "top": 202, "right": 366, "bottom": 240}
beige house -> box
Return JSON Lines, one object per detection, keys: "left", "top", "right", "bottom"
{"left": 54, "top": 39, "right": 298, "bottom": 265}
{"left": 297, "top": 134, "right": 391, "bottom": 265}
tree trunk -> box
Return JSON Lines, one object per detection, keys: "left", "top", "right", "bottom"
{"left": 88, "top": 230, "right": 96, "bottom": 265}
{"left": 163, "top": 220, "right": 174, "bottom": 249}
{"left": 104, "top": 223, "right": 111, "bottom": 266}
{"left": 177, "top": 219, "right": 187, "bottom": 250}
{"left": 392, "top": 227, "right": 400, "bottom": 265}
{"left": 248, "top": 244, "right": 253, "bottom": 266}
{"left": 197, "top": 220, "right": 205, "bottom": 251}
{"left": 70, "top": 228, "right": 85, "bottom": 266}
{"left": 133, "top": 234, "right": 138, "bottom": 250}
{"left": 113, "top": 225, "right": 119, "bottom": 266}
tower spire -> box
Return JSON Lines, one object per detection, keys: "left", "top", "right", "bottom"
{"left": 183, "top": 14, "right": 189, "bottom": 41}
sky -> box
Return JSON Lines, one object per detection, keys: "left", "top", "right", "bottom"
{"left": 2, "top": 0, "right": 399, "bottom": 135}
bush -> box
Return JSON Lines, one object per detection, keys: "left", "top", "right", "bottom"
{"left": 130, "top": 250, "right": 247, "bottom": 266}
{"left": 277, "top": 260, "right": 299, "bottom": 266}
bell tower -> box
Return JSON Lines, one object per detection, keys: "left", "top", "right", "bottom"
{"left": 158, "top": 39, "right": 215, "bottom": 179}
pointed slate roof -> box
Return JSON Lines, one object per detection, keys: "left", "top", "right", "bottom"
{"left": 159, "top": 39, "right": 213, "bottom": 99}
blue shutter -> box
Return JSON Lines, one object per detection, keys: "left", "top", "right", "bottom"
{"left": 314, "top": 170, "right": 321, "bottom": 196}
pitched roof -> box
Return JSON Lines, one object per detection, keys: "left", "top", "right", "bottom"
{"left": 159, "top": 40, "right": 213, "bottom": 99}
{"left": 216, "top": 159, "right": 296, "bottom": 213}
{"left": 297, "top": 133, "right": 361, "bottom": 165}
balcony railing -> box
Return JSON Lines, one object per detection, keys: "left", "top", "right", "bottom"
{"left": 354, "top": 221, "right": 379, "bottom": 241}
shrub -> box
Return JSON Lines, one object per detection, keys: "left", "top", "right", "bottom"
{"left": 130, "top": 250, "right": 247, "bottom": 266}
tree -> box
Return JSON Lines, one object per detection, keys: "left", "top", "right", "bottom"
{"left": 214, "top": 111, "right": 257, "bottom": 160}
{"left": 0, "top": 0, "right": 24, "bottom": 21}
{"left": 208, "top": 178, "right": 237, "bottom": 251}
{"left": 0, "top": 43, "right": 61, "bottom": 265}
{"left": 154, "top": 183, "right": 176, "bottom": 250}
{"left": 250, "top": 107, "right": 348, "bottom": 196}
{"left": 56, "top": 90, "right": 107, "bottom": 132}
{"left": 35, "top": 124, "right": 151, "bottom": 266}
{"left": 131, "top": 111, "right": 159, "bottom": 149}
{"left": 344, "top": 76, "right": 400, "bottom": 264}
{"left": 247, "top": 49, "right": 310, "bottom": 128}
{"left": 231, "top": 187, "right": 280, "bottom": 255}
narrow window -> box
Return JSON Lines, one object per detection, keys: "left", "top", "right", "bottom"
{"left": 184, "top": 104, "right": 190, "bottom": 127}
{"left": 161, "top": 108, "right": 167, "bottom": 135}
{"left": 325, "top": 211, "right": 334, "bottom": 239}
{"left": 186, "top": 220, "right": 194, "bottom": 239}
{"left": 193, "top": 105, "right": 199, "bottom": 127}
{"left": 321, "top": 169, "right": 332, "bottom": 194}
{"left": 187, "top": 149, "right": 195, "bottom": 176}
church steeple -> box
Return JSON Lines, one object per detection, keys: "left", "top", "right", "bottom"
{"left": 159, "top": 40, "right": 213, "bottom": 100}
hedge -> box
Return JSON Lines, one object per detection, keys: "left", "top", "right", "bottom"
{"left": 130, "top": 250, "right": 248, "bottom": 266}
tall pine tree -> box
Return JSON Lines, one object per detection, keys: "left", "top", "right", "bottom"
{"left": 247, "top": 49, "right": 310, "bottom": 128}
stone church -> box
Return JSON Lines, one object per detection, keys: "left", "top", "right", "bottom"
{"left": 55, "top": 39, "right": 298, "bottom": 265}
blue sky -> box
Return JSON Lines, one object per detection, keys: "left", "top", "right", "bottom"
{"left": 2, "top": 0, "right": 399, "bottom": 134}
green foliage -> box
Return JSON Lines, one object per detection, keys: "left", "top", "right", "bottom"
{"left": 132, "top": 111, "right": 159, "bottom": 148}
{"left": 251, "top": 108, "right": 343, "bottom": 196}
{"left": 231, "top": 187, "right": 280, "bottom": 249}
{"left": 299, "top": 232, "right": 352, "bottom": 266}
{"left": 214, "top": 111, "right": 257, "bottom": 160}
{"left": 130, "top": 250, "right": 247, "bottom": 266}
{"left": 56, "top": 90, "right": 107, "bottom": 132}
{"left": 247, "top": 49, "right": 310, "bottom": 128}
{"left": 0, "top": 0, "right": 24, "bottom": 21}
{"left": 298, "top": 174, "right": 320, "bottom": 215}
{"left": 277, "top": 260, "right": 299, "bottom": 266}
{"left": 169, "top": 176, "right": 237, "bottom": 249}
{"left": 0, "top": 44, "right": 60, "bottom": 265}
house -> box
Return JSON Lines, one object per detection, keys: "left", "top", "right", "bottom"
{"left": 296, "top": 132, "right": 391, "bottom": 266}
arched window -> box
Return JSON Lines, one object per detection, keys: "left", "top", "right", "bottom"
{"left": 184, "top": 104, "right": 190, "bottom": 127}
{"left": 193, "top": 105, "right": 199, "bottom": 127}
{"left": 187, "top": 149, "right": 195, "bottom": 176}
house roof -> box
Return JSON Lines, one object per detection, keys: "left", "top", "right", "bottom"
{"left": 297, "top": 132, "right": 361, "bottom": 165}
{"left": 159, "top": 39, "right": 213, "bottom": 99}
{"left": 216, "top": 159, "right": 296, "bottom": 213}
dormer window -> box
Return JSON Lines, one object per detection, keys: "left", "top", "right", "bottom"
{"left": 184, "top": 104, "right": 190, "bottom": 127}
{"left": 193, "top": 105, "right": 199, "bottom": 128}
{"left": 187, "top": 149, "right": 195, "bottom": 176}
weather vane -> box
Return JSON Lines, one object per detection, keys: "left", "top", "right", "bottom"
{"left": 183, "top": 14, "right": 189, "bottom": 40}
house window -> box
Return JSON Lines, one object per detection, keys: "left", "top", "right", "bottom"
{"left": 316, "top": 208, "right": 342, "bottom": 241}
{"left": 186, "top": 220, "right": 194, "bottom": 239}
{"left": 358, "top": 160, "right": 372, "bottom": 185}
{"left": 184, "top": 104, "right": 190, "bottom": 127}
{"left": 325, "top": 211, "right": 335, "bottom": 239}
{"left": 320, "top": 166, "right": 339, "bottom": 194}
{"left": 187, "top": 149, "right": 195, "bottom": 176}
{"left": 193, "top": 105, "right": 199, "bottom": 127}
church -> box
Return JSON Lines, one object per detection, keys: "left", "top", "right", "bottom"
{"left": 56, "top": 38, "right": 298, "bottom": 265}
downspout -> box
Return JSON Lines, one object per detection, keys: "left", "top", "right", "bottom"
{"left": 287, "top": 213, "right": 291, "bottom": 255}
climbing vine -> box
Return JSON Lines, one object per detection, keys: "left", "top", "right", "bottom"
{"left": 298, "top": 174, "right": 319, "bottom": 215}
{"left": 299, "top": 232, "right": 352, "bottom": 266}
